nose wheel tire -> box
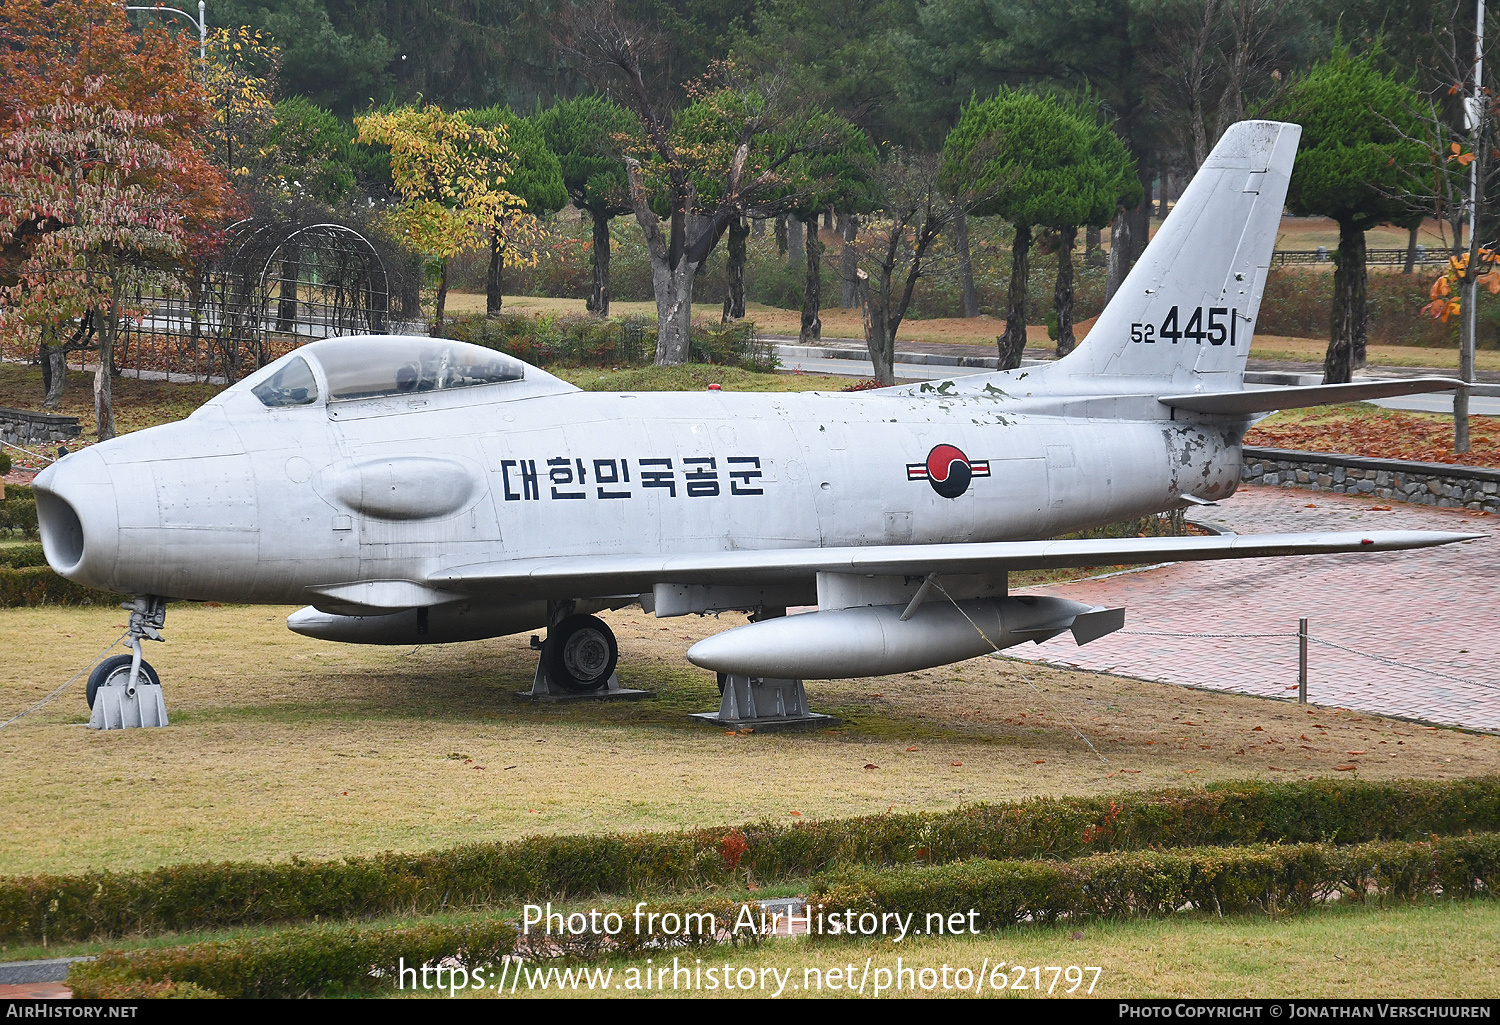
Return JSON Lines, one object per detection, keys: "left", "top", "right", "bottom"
{"left": 86, "top": 654, "right": 161, "bottom": 710}
{"left": 542, "top": 614, "right": 618, "bottom": 693}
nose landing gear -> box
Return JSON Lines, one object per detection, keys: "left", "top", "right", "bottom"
{"left": 88, "top": 596, "right": 169, "bottom": 729}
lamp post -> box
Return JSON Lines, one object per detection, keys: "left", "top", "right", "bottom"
{"left": 1460, "top": 0, "right": 1486, "bottom": 453}
{"left": 124, "top": 1, "right": 206, "bottom": 62}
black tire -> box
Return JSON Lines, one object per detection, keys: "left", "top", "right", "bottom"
{"left": 541, "top": 614, "right": 618, "bottom": 693}
{"left": 86, "top": 654, "right": 161, "bottom": 710}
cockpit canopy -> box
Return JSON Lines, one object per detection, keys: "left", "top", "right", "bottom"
{"left": 251, "top": 336, "right": 527, "bottom": 408}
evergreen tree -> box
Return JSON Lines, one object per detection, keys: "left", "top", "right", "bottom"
{"left": 536, "top": 96, "right": 639, "bottom": 316}
{"left": 1273, "top": 44, "right": 1426, "bottom": 383}
{"left": 465, "top": 107, "right": 567, "bottom": 314}
{"left": 944, "top": 89, "right": 1140, "bottom": 368}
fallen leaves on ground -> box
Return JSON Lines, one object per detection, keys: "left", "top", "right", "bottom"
{"left": 1246, "top": 404, "right": 1500, "bottom": 467}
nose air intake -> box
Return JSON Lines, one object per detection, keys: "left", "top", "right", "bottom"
{"left": 35, "top": 486, "right": 85, "bottom": 573}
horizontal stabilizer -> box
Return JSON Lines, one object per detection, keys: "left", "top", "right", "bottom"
{"left": 1159, "top": 377, "right": 1461, "bottom": 416}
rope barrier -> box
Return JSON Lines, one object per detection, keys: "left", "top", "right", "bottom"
{"left": 0, "top": 437, "right": 57, "bottom": 465}
{"left": 1080, "top": 628, "right": 1500, "bottom": 695}
{"left": 0, "top": 632, "right": 128, "bottom": 730}
{"left": 1118, "top": 630, "right": 1299, "bottom": 640}
{"left": 931, "top": 580, "right": 1108, "bottom": 763}
{"left": 1304, "top": 635, "right": 1500, "bottom": 693}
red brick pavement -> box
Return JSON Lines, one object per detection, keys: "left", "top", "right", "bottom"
{"left": 1019, "top": 485, "right": 1500, "bottom": 731}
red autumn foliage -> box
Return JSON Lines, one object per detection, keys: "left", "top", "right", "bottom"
{"left": 1245, "top": 406, "right": 1500, "bottom": 469}
{"left": 0, "top": 0, "right": 237, "bottom": 274}
{"left": 718, "top": 828, "right": 749, "bottom": 872}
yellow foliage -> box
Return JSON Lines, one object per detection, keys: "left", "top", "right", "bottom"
{"left": 203, "top": 26, "right": 277, "bottom": 170}
{"left": 355, "top": 105, "right": 524, "bottom": 259}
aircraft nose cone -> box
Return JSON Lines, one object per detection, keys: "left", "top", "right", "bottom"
{"left": 32, "top": 448, "right": 120, "bottom": 590}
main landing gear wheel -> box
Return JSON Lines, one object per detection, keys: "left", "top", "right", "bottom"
{"left": 86, "top": 654, "right": 161, "bottom": 710}
{"left": 542, "top": 614, "right": 618, "bottom": 693}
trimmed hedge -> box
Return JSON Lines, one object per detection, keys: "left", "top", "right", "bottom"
{"left": 0, "top": 492, "right": 117, "bottom": 604}
{"left": 6, "top": 778, "right": 1500, "bottom": 944}
{"left": 0, "top": 564, "right": 117, "bottom": 607}
{"left": 510, "top": 895, "right": 763, "bottom": 962}
{"left": 810, "top": 834, "right": 1500, "bottom": 933}
{"left": 439, "top": 312, "right": 778, "bottom": 372}
{"left": 63, "top": 835, "right": 1500, "bottom": 996}
{"left": 68, "top": 919, "right": 517, "bottom": 999}
{"left": 0, "top": 542, "right": 47, "bottom": 568}
{"left": 1, "top": 484, "right": 37, "bottom": 539}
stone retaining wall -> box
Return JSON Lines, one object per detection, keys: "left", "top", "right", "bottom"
{"left": 0, "top": 407, "right": 82, "bottom": 446}
{"left": 1241, "top": 446, "right": 1500, "bottom": 513}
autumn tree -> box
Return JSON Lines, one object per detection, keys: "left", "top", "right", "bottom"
{"left": 355, "top": 105, "right": 522, "bottom": 330}
{"left": 203, "top": 26, "right": 280, "bottom": 180}
{"left": 0, "top": 89, "right": 202, "bottom": 439}
{"left": 465, "top": 107, "right": 567, "bottom": 315}
{"left": 1408, "top": 9, "right": 1500, "bottom": 452}
{"left": 537, "top": 96, "right": 639, "bottom": 316}
{"left": 855, "top": 149, "right": 1001, "bottom": 385}
{"left": 0, "top": 0, "right": 234, "bottom": 414}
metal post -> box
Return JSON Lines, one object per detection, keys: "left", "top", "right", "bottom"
{"left": 1461, "top": 0, "right": 1485, "bottom": 452}
{"left": 1298, "top": 617, "right": 1308, "bottom": 705}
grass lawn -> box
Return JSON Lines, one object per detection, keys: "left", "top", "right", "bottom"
{"left": 3, "top": 601, "right": 1497, "bottom": 876}
{"left": 495, "top": 900, "right": 1500, "bottom": 999}
{"left": 8, "top": 893, "right": 1496, "bottom": 998}
{"left": 1248, "top": 333, "right": 1500, "bottom": 373}
{"left": 453, "top": 293, "right": 1498, "bottom": 375}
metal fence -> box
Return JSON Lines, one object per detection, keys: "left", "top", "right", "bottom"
{"left": 30, "top": 219, "right": 416, "bottom": 384}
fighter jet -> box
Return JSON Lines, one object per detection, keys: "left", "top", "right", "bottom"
{"left": 32, "top": 121, "right": 1478, "bottom": 712}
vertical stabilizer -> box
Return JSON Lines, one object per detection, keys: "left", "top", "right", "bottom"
{"left": 1057, "top": 120, "right": 1300, "bottom": 391}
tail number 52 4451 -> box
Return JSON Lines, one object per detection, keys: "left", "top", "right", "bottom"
{"left": 1131, "top": 306, "right": 1237, "bottom": 346}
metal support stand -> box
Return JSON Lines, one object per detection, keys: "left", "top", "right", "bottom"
{"left": 514, "top": 647, "right": 655, "bottom": 703}
{"left": 90, "top": 596, "right": 169, "bottom": 730}
{"left": 690, "top": 674, "right": 840, "bottom": 731}
{"left": 1297, "top": 616, "right": 1309, "bottom": 705}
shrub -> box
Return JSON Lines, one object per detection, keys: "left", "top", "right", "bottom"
{"left": 1256, "top": 268, "right": 1464, "bottom": 348}
{"left": 62, "top": 834, "right": 1500, "bottom": 991}
{"left": 808, "top": 833, "right": 1500, "bottom": 933}
{"left": 6, "top": 777, "right": 1500, "bottom": 944}
{"left": 439, "top": 312, "right": 775, "bottom": 372}
{"left": 0, "top": 542, "right": 47, "bottom": 568}
{"left": 68, "top": 919, "right": 518, "bottom": 999}
{"left": 0, "top": 565, "right": 115, "bottom": 607}
{"left": 0, "top": 484, "right": 38, "bottom": 539}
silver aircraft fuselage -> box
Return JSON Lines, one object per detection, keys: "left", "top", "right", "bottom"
{"left": 35, "top": 371, "right": 1241, "bottom": 607}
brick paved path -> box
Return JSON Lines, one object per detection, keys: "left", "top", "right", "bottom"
{"left": 1020, "top": 484, "right": 1500, "bottom": 731}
